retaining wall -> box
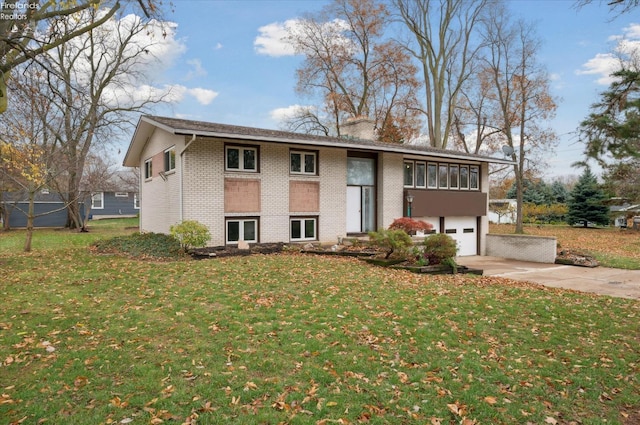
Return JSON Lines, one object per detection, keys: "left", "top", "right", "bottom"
{"left": 485, "top": 234, "right": 557, "bottom": 263}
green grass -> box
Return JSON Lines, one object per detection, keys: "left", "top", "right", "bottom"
{"left": 0, "top": 222, "right": 639, "bottom": 424}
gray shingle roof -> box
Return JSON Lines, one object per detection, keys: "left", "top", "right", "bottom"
{"left": 124, "top": 115, "right": 514, "bottom": 166}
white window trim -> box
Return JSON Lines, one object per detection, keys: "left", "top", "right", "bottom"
{"left": 134, "top": 193, "right": 140, "bottom": 209}
{"left": 290, "top": 150, "right": 317, "bottom": 175}
{"left": 164, "top": 146, "right": 176, "bottom": 172}
{"left": 91, "top": 192, "right": 104, "bottom": 210}
{"left": 225, "top": 146, "right": 258, "bottom": 172}
{"left": 403, "top": 161, "right": 414, "bottom": 188}
{"left": 459, "top": 165, "right": 469, "bottom": 190}
{"left": 226, "top": 218, "right": 258, "bottom": 244}
{"left": 290, "top": 217, "right": 317, "bottom": 242}
{"left": 470, "top": 166, "right": 480, "bottom": 190}
{"left": 144, "top": 158, "right": 153, "bottom": 180}
{"left": 115, "top": 192, "right": 128, "bottom": 197}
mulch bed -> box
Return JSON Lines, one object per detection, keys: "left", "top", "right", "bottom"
{"left": 190, "top": 242, "right": 286, "bottom": 259}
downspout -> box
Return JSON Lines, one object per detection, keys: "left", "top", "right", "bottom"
{"left": 179, "top": 134, "right": 197, "bottom": 221}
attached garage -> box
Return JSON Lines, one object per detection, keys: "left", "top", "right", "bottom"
{"left": 443, "top": 216, "right": 478, "bottom": 256}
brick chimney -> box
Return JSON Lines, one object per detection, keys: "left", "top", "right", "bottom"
{"left": 340, "top": 117, "right": 377, "bottom": 141}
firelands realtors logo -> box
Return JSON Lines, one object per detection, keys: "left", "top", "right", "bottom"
{"left": 0, "top": 2, "right": 38, "bottom": 21}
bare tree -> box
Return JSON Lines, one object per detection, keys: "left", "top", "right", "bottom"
{"left": 29, "top": 7, "right": 175, "bottom": 229}
{"left": 0, "top": 1, "right": 163, "bottom": 74}
{"left": 574, "top": 0, "right": 640, "bottom": 19}
{"left": 395, "top": 0, "right": 489, "bottom": 149}
{"left": 287, "top": 0, "right": 422, "bottom": 142}
{"left": 480, "top": 5, "right": 558, "bottom": 233}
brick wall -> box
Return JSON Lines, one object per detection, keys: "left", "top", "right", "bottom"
{"left": 485, "top": 234, "right": 557, "bottom": 263}
{"left": 182, "top": 139, "right": 225, "bottom": 245}
{"left": 139, "top": 130, "right": 183, "bottom": 234}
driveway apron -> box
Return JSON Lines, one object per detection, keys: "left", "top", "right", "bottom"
{"left": 457, "top": 256, "right": 640, "bottom": 300}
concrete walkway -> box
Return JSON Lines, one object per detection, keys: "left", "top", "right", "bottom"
{"left": 457, "top": 256, "right": 640, "bottom": 300}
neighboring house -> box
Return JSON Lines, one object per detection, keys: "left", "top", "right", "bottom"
{"left": 1, "top": 172, "right": 139, "bottom": 228}
{"left": 87, "top": 171, "right": 140, "bottom": 220}
{"left": 123, "top": 115, "right": 513, "bottom": 256}
{"left": 0, "top": 190, "right": 81, "bottom": 228}
{"left": 610, "top": 202, "right": 640, "bottom": 228}
{"left": 488, "top": 199, "right": 517, "bottom": 224}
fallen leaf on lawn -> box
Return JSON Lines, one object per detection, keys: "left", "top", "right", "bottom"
{"left": 447, "top": 401, "right": 467, "bottom": 416}
{"left": 545, "top": 417, "right": 558, "bottom": 424}
{"left": 243, "top": 381, "right": 258, "bottom": 391}
{"left": 483, "top": 396, "right": 498, "bottom": 405}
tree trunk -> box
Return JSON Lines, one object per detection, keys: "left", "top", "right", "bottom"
{"left": 24, "top": 190, "right": 35, "bottom": 252}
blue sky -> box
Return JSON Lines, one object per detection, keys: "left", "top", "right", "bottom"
{"left": 127, "top": 0, "right": 638, "bottom": 179}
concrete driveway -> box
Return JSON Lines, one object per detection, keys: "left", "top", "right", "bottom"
{"left": 457, "top": 256, "right": 640, "bottom": 300}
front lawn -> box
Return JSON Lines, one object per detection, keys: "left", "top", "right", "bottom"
{"left": 0, "top": 222, "right": 639, "bottom": 424}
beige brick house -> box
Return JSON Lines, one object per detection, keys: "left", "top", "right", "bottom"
{"left": 123, "top": 115, "right": 512, "bottom": 256}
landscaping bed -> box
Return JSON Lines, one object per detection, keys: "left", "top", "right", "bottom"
{"left": 555, "top": 249, "right": 599, "bottom": 267}
{"left": 302, "top": 244, "right": 484, "bottom": 275}
{"left": 191, "top": 242, "right": 286, "bottom": 258}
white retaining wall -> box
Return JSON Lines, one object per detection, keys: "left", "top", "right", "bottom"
{"left": 485, "top": 234, "right": 557, "bottom": 263}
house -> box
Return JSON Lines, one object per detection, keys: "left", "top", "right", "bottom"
{"left": 1, "top": 170, "right": 139, "bottom": 228}
{"left": 488, "top": 199, "right": 517, "bottom": 224}
{"left": 0, "top": 189, "right": 81, "bottom": 228}
{"left": 86, "top": 171, "right": 140, "bottom": 220}
{"left": 609, "top": 202, "right": 640, "bottom": 228}
{"left": 123, "top": 115, "right": 513, "bottom": 256}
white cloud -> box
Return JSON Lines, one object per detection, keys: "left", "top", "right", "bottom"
{"left": 254, "top": 19, "right": 299, "bottom": 57}
{"left": 576, "top": 53, "right": 620, "bottom": 85}
{"left": 578, "top": 23, "right": 640, "bottom": 85}
{"left": 270, "top": 104, "right": 315, "bottom": 122}
{"left": 187, "top": 87, "right": 218, "bottom": 105}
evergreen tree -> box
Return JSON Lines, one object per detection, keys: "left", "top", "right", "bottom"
{"left": 506, "top": 179, "right": 553, "bottom": 205}
{"left": 566, "top": 168, "right": 610, "bottom": 227}
{"left": 550, "top": 180, "right": 570, "bottom": 203}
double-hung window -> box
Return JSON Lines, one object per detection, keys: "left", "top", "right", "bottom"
{"left": 92, "top": 192, "right": 104, "bottom": 209}
{"left": 226, "top": 218, "right": 258, "bottom": 244}
{"left": 290, "top": 150, "right": 317, "bottom": 175}
{"left": 164, "top": 147, "right": 176, "bottom": 172}
{"left": 291, "top": 217, "right": 317, "bottom": 241}
{"left": 226, "top": 146, "right": 258, "bottom": 172}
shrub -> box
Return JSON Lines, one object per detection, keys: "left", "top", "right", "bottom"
{"left": 368, "top": 229, "right": 413, "bottom": 259}
{"left": 388, "top": 217, "right": 433, "bottom": 234}
{"left": 170, "top": 220, "right": 211, "bottom": 251}
{"left": 420, "top": 233, "right": 458, "bottom": 265}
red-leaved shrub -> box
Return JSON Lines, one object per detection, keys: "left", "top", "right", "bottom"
{"left": 388, "top": 217, "right": 433, "bottom": 234}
